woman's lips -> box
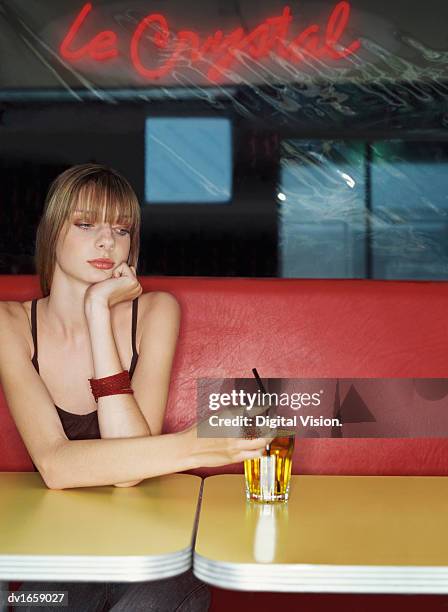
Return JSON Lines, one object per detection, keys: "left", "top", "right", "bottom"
{"left": 88, "top": 261, "right": 114, "bottom": 270}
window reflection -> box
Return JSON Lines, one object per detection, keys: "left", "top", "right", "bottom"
{"left": 279, "top": 140, "right": 448, "bottom": 279}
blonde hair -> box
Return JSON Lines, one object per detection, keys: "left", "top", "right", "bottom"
{"left": 35, "top": 164, "right": 141, "bottom": 296}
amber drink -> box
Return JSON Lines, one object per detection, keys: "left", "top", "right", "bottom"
{"left": 244, "top": 434, "right": 295, "bottom": 502}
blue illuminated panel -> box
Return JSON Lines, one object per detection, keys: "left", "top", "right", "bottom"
{"left": 145, "top": 117, "right": 232, "bottom": 203}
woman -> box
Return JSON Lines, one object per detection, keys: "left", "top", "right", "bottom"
{"left": 0, "top": 164, "right": 270, "bottom": 611}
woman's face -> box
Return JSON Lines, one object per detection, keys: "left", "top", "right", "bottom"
{"left": 55, "top": 208, "right": 132, "bottom": 284}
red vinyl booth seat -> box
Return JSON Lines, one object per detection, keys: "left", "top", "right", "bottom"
{"left": 1, "top": 275, "right": 448, "bottom": 475}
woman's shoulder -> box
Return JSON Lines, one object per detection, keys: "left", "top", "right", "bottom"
{"left": 0, "top": 300, "right": 34, "bottom": 358}
{"left": 139, "top": 291, "right": 180, "bottom": 323}
{"left": 132, "top": 292, "right": 180, "bottom": 341}
{"left": 0, "top": 299, "right": 32, "bottom": 323}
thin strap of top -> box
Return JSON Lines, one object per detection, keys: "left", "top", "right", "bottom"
{"left": 31, "top": 298, "right": 139, "bottom": 378}
{"left": 129, "top": 297, "right": 138, "bottom": 378}
{"left": 31, "top": 298, "right": 39, "bottom": 374}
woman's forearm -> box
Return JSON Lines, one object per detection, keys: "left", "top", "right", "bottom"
{"left": 43, "top": 431, "right": 194, "bottom": 489}
{"left": 85, "top": 299, "right": 150, "bottom": 438}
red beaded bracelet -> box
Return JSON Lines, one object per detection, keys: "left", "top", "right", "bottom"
{"left": 88, "top": 370, "right": 134, "bottom": 403}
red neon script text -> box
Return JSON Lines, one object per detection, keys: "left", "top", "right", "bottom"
{"left": 60, "top": 2, "right": 361, "bottom": 81}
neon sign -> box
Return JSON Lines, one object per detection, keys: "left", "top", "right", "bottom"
{"left": 60, "top": 2, "right": 361, "bottom": 83}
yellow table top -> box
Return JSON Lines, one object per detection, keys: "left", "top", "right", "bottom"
{"left": 194, "top": 474, "right": 448, "bottom": 594}
{"left": 0, "top": 472, "right": 202, "bottom": 582}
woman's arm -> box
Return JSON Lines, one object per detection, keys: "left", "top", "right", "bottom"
{"left": 44, "top": 428, "right": 270, "bottom": 490}
{"left": 46, "top": 431, "right": 192, "bottom": 489}
{"left": 86, "top": 297, "right": 151, "bottom": 488}
{"left": 85, "top": 298, "right": 151, "bottom": 440}
{"left": 85, "top": 268, "right": 180, "bottom": 485}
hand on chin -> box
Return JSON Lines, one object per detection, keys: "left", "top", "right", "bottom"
{"left": 85, "top": 263, "right": 142, "bottom": 309}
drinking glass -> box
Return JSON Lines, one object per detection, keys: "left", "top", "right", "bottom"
{"left": 244, "top": 433, "right": 295, "bottom": 502}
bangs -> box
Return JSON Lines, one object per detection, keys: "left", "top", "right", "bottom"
{"left": 68, "top": 177, "right": 138, "bottom": 228}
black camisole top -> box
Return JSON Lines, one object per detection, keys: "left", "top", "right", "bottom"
{"left": 30, "top": 297, "right": 139, "bottom": 442}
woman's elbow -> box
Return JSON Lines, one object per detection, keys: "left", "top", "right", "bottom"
{"left": 37, "top": 458, "right": 67, "bottom": 490}
{"left": 41, "top": 469, "right": 67, "bottom": 490}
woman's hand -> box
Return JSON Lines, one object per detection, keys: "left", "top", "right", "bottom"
{"left": 180, "top": 425, "right": 274, "bottom": 468}
{"left": 85, "top": 262, "right": 142, "bottom": 310}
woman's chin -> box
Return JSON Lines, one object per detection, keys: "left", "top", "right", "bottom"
{"left": 88, "top": 265, "right": 114, "bottom": 274}
{"left": 85, "top": 269, "right": 113, "bottom": 282}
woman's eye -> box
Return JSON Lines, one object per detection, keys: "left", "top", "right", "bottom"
{"left": 76, "top": 223, "right": 93, "bottom": 230}
{"left": 115, "top": 228, "right": 131, "bottom": 236}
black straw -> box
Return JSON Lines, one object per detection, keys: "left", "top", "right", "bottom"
{"left": 252, "top": 368, "right": 271, "bottom": 456}
{"left": 252, "top": 368, "right": 267, "bottom": 394}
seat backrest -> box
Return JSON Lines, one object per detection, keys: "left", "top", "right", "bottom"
{"left": 1, "top": 276, "right": 447, "bottom": 475}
